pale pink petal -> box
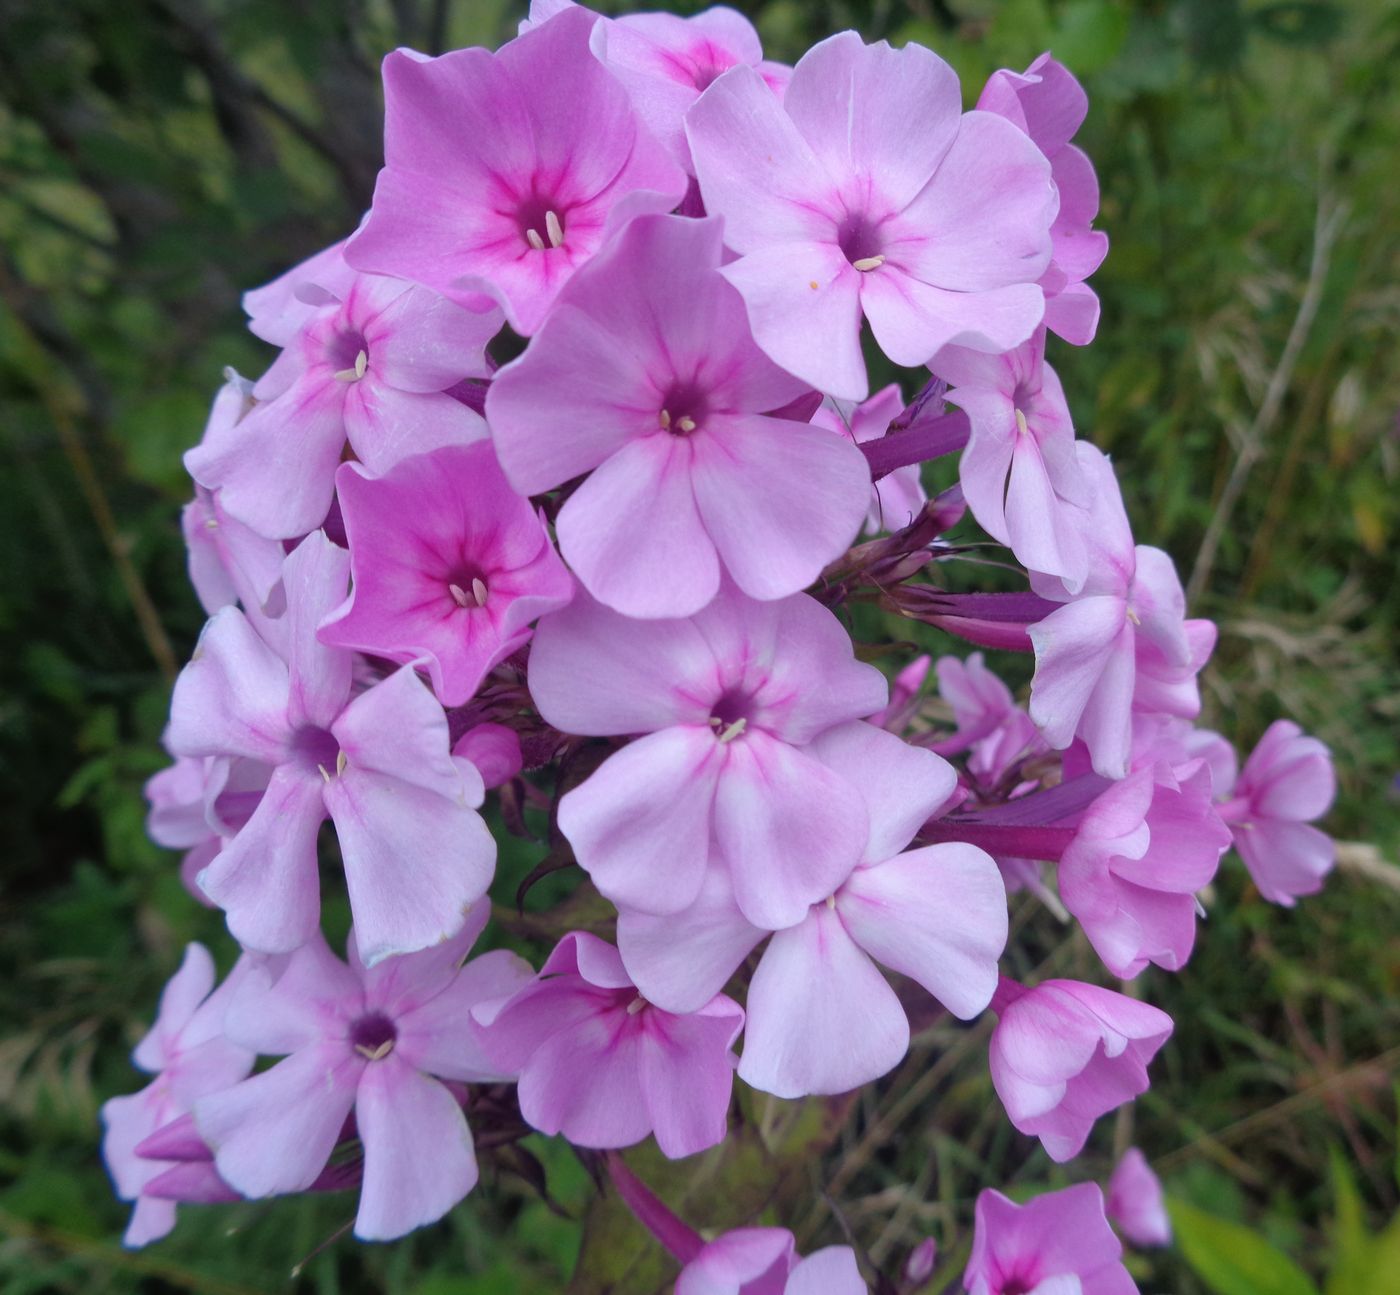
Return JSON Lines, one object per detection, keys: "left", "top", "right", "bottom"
{"left": 132, "top": 943, "right": 217, "bottom": 1072}
{"left": 714, "top": 732, "right": 869, "bottom": 929}
{"left": 738, "top": 906, "right": 907, "bottom": 1097}
{"left": 196, "top": 1044, "right": 360, "bottom": 1197}
{"left": 782, "top": 32, "right": 960, "bottom": 209}
{"left": 806, "top": 721, "right": 957, "bottom": 864}
{"left": 1027, "top": 597, "right": 1130, "bottom": 749}
{"left": 638, "top": 998, "right": 744, "bottom": 1158}
{"left": 839, "top": 843, "right": 1006, "bottom": 1018}
{"left": 281, "top": 533, "right": 352, "bottom": 732}
{"left": 197, "top": 765, "right": 326, "bottom": 954}
{"left": 689, "top": 413, "right": 870, "bottom": 601}
{"left": 354, "top": 1058, "right": 478, "bottom": 1240}
{"left": 616, "top": 867, "right": 765, "bottom": 1014}
{"left": 785, "top": 1247, "right": 867, "bottom": 1295}
{"left": 517, "top": 1018, "right": 653, "bottom": 1148}
{"left": 367, "top": 286, "right": 500, "bottom": 393}
{"left": 344, "top": 383, "right": 487, "bottom": 475}
{"left": 557, "top": 432, "right": 720, "bottom": 618}
{"left": 558, "top": 727, "right": 725, "bottom": 915}
{"left": 862, "top": 269, "right": 1046, "bottom": 367}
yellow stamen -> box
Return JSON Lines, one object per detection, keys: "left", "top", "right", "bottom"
{"left": 525, "top": 227, "right": 546, "bottom": 251}
{"left": 851, "top": 255, "right": 885, "bottom": 272}
{"left": 717, "top": 717, "right": 747, "bottom": 744}
{"left": 545, "top": 209, "right": 564, "bottom": 248}
{"left": 472, "top": 577, "right": 489, "bottom": 607}
{"left": 354, "top": 1039, "right": 394, "bottom": 1061}
{"left": 676, "top": 415, "right": 697, "bottom": 433}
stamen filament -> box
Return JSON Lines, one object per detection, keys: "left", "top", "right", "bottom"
{"left": 676, "top": 415, "right": 697, "bottom": 433}
{"left": 658, "top": 409, "right": 672, "bottom": 430}
{"left": 449, "top": 583, "right": 471, "bottom": 607}
{"left": 526, "top": 227, "right": 546, "bottom": 251}
{"left": 471, "top": 577, "right": 489, "bottom": 607}
{"left": 626, "top": 995, "right": 646, "bottom": 1015}
{"left": 354, "top": 1039, "right": 395, "bottom": 1061}
{"left": 717, "top": 717, "right": 747, "bottom": 744}
{"left": 545, "top": 209, "right": 564, "bottom": 248}
{"left": 1014, "top": 408, "right": 1030, "bottom": 437}
{"left": 852, "top": 255, "right": 886, "bottom": 272}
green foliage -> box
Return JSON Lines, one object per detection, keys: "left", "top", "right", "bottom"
{"left": 1, "top": 0, "right": 1397, "bottom": 1291}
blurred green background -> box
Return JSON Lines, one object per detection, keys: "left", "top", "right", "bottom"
{"left": 1, "top": 0, "right": 1398, "bottom": 1290}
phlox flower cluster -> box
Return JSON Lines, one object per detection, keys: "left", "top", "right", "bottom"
{"left": 107, "top": 2, "right": 1337, "bottom": 1288}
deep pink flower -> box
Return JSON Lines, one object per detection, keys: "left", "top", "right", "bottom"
{"left": 317, "top": 443, "right": 572, "bottom": 705}
{"left": 168, "top": 532, "right": 496, "bottom": 963}
{"left": 1028, "top": 445, "right": 1214, "bottom": 779}
{"left": 965, "top": 1184, "right": 1138, "bottom": 1295}
{"left": 194, "top": 909, "right": 530, "bottom": 1241}
{"left": 978, "top": 55, "right": 1110, "bottom": 346}
{"left": 687, "top": 32, "right": 1056, "bottom": 400}
{"left": 187, "top": 267, "right": 498, "bottom": 539}
{"left": 453, "top": 722, "right": 523, "bottom": 790}
{"left": 475, "top": 932, "right": 742, "bottom": 1158}
{"left": 1215, "top": 720, "right": 1336, "bottom": 905}
{"left": 867, "top": 653, "right": 932, "bottom": 733}
{"left": 101, "top": 945, "right": 255, "bottom": 1247}
{"left": 487, "top": 213, "right": 870, "bottom": 617}
{"left": 1107, "top": 1147, "right": 1172, "bottom": 1247}
{"left": 1058, "top": 762, "right": 1230, "bottom": 978}
{"left": 989, "top": 978, "right": 1172, "bottom": 1162}
{"left": 675, "top": 1227, "right": 867, "bottom": 1295}
{"left": 589, "top": 4, "right": 791, "bottom": 172}
{"left": 933, "top": 328, "right": 1090, "bottom": 585}
{"left": 811, "top": 384, "right": 927, "bottom": 533}
{"left": 616, "top": 722, "right": 1006, "bottom": 1098}
{"left": 346, "top": 7, "right": 687, "bottom": 336}
{"left": 527, "top": 583, "right": 888, "bottom": 928}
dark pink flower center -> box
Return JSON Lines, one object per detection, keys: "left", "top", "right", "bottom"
{"left": 349, "top": 1012, "right": 398, "bottom": 1061}
{"left": 837, "top": 211, "right": 886, "bottom": 271}
{"left": 446, "top": 562, "right": 491, "bottom": 611}
{"left": 516, "top": 192, "right": 567, "bottom": 252}
{"left": 657, "top": 381, "right": 710, "bottom": 436}
{"left": 709, "top": 687, "right": 756, "bottom": 743}
{"left": 326, "top": 328, "right": 370, "bottom": 379}
{"left": 291, "top": 726, "right": 342, "bottom": 778}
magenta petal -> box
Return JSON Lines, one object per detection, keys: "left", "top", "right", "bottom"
{"left": 739, "top": 907, "right": 907, "bottom": 1097}
{"left": 839, "top": 843, "right": 1007, "bottom": 1019}
{"left": 558, "top": 727, "right": 724, "bottom": 916}
{"left": 353, "top": 1058, "right": 478, "bottom": 1240}
{"left": 197, "top": 764, "right": 326, "bottom": 954}
{"left": 689, "top": 413, "right": 870, "bottom": 602}
{"left": 196, "top": 1044, "right": 360, "bottom": 1197}
{"left": 637, "top": 998, "right": 744, "bottom": 1158}
{"left": 557, "top": 432, "right": 721, "bottom": 618}
{"left": 714, "top": 732, "right": 868, "bottom": 929}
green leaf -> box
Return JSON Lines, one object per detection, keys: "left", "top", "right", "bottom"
{"left": 1169, "top": 1199, "right": 1321, "bottom": 1295}
{"left": 1049, "top": 1, "right": 1130, "bottom": 76}
{"left": 1326, "top": 1147, "right": 1371, "bottom": 1294}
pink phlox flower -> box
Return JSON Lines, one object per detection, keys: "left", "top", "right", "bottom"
{"left": 317, "top": 443, "right": 572, "bottom": 706}
{"left": 1058, "top": 760, "right": 1230, "bottom": 978}
{"left": 675, "top": 1226, "right": 868, "bottom": 1294}
{"left": 193, "top": 908, "right": 531, "bottom": 1241}
{"left": 168, "top": 532, "right": 497, "bottom": 964}
{"left": 101, "top": 944, "right": 256, "bottom": 1247}
{"left": 527, "top": 583, "right": 888, "bottom": 929}
{"left": 1215, "top": 719, "right": 1336, "bottom": 905}
{"left": 181, "top": 373, "right": 287, "bottom": 624}
{"left": 486, "top": 213, "right": 871, "bottom": 617}
{"left": 978, "top": 54, "right": 1109, "bottom": 346}
{"left": 242, "top": 237, "right": 356, "bottom": 346}
{"left": 933, "top": 328, "right": 1090, "bottom": 587}
{"left": 988, "top": 977, "right": 1172, "bottom": 1163}
{"left": 965, "top": 1183, "right": 1139, "bottom": 1295}
{"left": 811, "top": 383, "right": 927, "bottom": 534}
{"left": 867, "top": 653, "right": 932, "bottom": 733}
{"left": 1106, "top": 1147, "right": 1171, "bottom": 1248}
{"left": 686, "top": 31, "right": 1057, "bottom": 400}
{"left": 473, "top": 931, "right": 742, "bottom": 1159}
{"left": 187, "top": 267, "right": 498, "bottom": 540}
{"left": 346, "top": 6, "right": 687, "bottom": 336}
{"left": 934, "top": 652, "right": 1046, "bottom": 785}
{"left": 589, "top": 4, "right": 791, "bottom": 173}
{"left": 615, "top": 721, "right": 1005, "bottom": 1098}
{"left": 1028, "top": 445, "right": 1210, "bottom": 779}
